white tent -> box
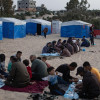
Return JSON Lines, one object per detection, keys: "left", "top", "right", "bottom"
{"left": 52, "top": 21, "right": 62, "bottom": 34}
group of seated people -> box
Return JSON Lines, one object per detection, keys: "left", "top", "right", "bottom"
{"left": 0, "top": 51, "right": 99, "bottom": 99}
{"left": 47, "top": 62, "right": 100, "bottom": 99}
{"left": 42, "top": 37, "right": 81, "bottom": 57}
{"left": 42, "top": 36, "right": 91, "bottom": 57}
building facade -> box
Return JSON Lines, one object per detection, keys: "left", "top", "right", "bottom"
{"left": 18, "top": 0, "right": 36, "bottom": 12}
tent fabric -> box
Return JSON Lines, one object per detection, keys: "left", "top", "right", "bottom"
{"left": 26, "top": 19, "right": 51, "bottom": 35}
{"left": 0, "top": 24, "right": 3, "bottom": 40}
{"left": 61, "top": 20, "right": 92, "bottom": 26}
{"left": 26, "top": 22, "right": 37, "bottom": 35}
{"left": 0, "top": 18, "right": 26, "bottom": 39}
{"left": 61, "top": 20, "right": 91, "bottom": 38}
{"left": 0, "top": 18, "right": 26, "bottom": 25}
{"left": 52, "top": 21, "right": 62, "bottom": 34}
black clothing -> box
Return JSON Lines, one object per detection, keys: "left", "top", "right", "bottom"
{"left": 79, "top": 71, "right": 100, "bottom": 99}
{"left": 44, "top": 32, "right": 46, "bottom": 38}
{"left": 56, "top": 64, "right": 72, "bottom": 82}
{"left": 48, "top": 82, "right": 65, "bottom": 95}
{"left": 90, "top": 33, "right": 94, "bottom": 45}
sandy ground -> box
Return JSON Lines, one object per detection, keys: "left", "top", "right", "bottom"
{"left": 0, "top": 34, "right": 100, "bottom": 100}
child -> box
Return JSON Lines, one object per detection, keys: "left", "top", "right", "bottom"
{"left": 8, "top": 56, "right": 15, "bottom": 72}
{"left": 42, "top": 57, "right": 51, "bottom": 68}
{"left": 23, "top": 59, "right": 32, "bottom": 79}
{"left": 47, "top": 67, "right": 68, "bottom": 95}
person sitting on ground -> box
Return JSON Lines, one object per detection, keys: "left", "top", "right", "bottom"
{"left": 52, "top": 40, "right": 61, "bottom": 53}
{"left": 23, "top": 59, "right": 32, "bottom": 79}
{"left": 30, "top": 55, "right": 48, "bottom": 81}
{"left": 42, "top": 56, "right": 51, "bottom": 68}
{"left": 62, "top": 40, "right": 67, "bottom": 47}
{"left": 51, "top": 41, "right": 57, "bottom": 53}
{"left": 81, "top": 36, "right": 90, "bottom": 47}
{"left": 42, "top": 42, "right": 52, "bottom": 53}
{"left": 0, "top": 54, "right": 8, "bottom": 78}
{"left": 83, "top": 61, "right": 100, "bottom": 83}
{"left": 76, "top": 67, "right": 100, "bottom": 99}
{"left": 8, "top": 51, "right": 22, "bottom": 70}
{"left": 6, "top": 57, "right": 30, "bottom": 88}
{"left": 37, "top": 57, "right": 41, "bottom": 60}
{"left": 56, "top": 62, "right": 78, "bottom": 83}
{"left": 64, "top": 42, "right": 74, "bottom": 55}
{"left": 76, "top": 39, "right": 81, "bottom": 52}
{"left": 57, "top": 39, "right": 62, "bottom": 48}
{"left": 14, "top": 51, "right": 22, "bottom": 62}
{"left": 7, "top": 56, "right": 15, "bottom": 72}
{"left": 67, "top": 37, "right": 78, "bottom": 53}
{"left": 47, "top": 67, "right": 68, "bottom": 95}
{"left": 60, "top": 46, "right": 71, "bottom": 57}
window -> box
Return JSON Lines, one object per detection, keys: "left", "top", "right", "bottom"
{"left": 26, "top": 7, "right": 27, "bottom": 8}
{"left": 19, "top": 3, "right": 20, "bottom": 5}
{"left": 26, "top": 3, "right": 27, "bottom": 4}
{"left": 19, "top": 7, "right": 20, "bottom": 8}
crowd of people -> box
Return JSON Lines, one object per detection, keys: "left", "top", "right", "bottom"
{"left": 0, "top": 50, "right": 100, "bottom": 99}
{"left": 42, "top": 36, "right": 93, "bottom": 57}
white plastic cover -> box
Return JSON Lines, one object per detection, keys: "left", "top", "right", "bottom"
{"left": 0, "top": 18, "right": 26, "bottom": 25}
{"left": 61, "top": 20, "right": 92, "bottom": 26}
{"left": 25, "top": 19, "right": 51, "bottom": 25}
{"left": 52, "top": 21, "right": 62, "bottom": 34}
{"left": 0, "top": 21, "right": 2, "bottom": 25}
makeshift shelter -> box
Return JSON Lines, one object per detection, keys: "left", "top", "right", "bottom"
{"left": 0, "top": 21, "right": 3, "bottom": 40}
{"left": 0, "top": 18, "right": 26, "bottom": 39}
{"left": 52, "top": 21, "right": 62, "bottom": 34}
{"left": 61, "top": 20, "right": 92, "bottom": 38}
{"left": 94, "top": 30, "right": 100, "bottom": 38}
{"left": 26, "top": 19, "right": 51, "bottom": 35}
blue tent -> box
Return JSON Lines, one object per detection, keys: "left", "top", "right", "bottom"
{"left": 26, "top": 19, "right": 51, "bottom": 35}
{"left": 0, "top": 22, "right": 3, "bottom": 40}
{"left": 0, "top": 18, "right": 26, "bottom": 39}
{"left": 61, "top": 20, "right": 92, "bottom": 38}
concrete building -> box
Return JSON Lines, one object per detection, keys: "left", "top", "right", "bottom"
{"left": 18, "top": 0, "right": 36, "bottom": 12}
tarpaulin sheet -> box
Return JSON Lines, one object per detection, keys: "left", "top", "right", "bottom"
{"left": 3, "top": 22, "right": 26, "bottom": 39}
{"left": 0, "top": 25, "right": 3, "bottom": 40}
{"left": 61, "top": 25, "right": 90, "bottom": 38}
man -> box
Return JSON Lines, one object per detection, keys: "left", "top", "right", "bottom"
{"left": 30, "top": 55, "right": 48, "bottom": 80}
{"left": 83, "top": 61, "right": 100, "bottom": 82}
{"left": 42, "top": 42, "right": 52, "bottom": 53}
{"left": 6, "top": 57, "right": 30, "bottom": 88}
{"left": 81, "top": 36, "right": 90, "bottom": 47}
{"left": 43, "top": 28, "right": 48, "bottom": 38}
{"left": 15, "top": 51, "right": 22, "bottom": 62}
{"left": 76, "top": 67, "right": 100, "bottom": 99}
{"left": 56, "top": 62, "right": 78, "bottom": 83}
{"left": 8, "top": 51, "right": 22, "bottom": 73}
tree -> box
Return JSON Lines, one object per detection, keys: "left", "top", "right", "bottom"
{"left": 64, "top": 0, "right": 90, "bottom": 21}
{"left": 0, "top": 0, "right": 13, "bottom": 17}
{"left": 65, "top": 0, "right": 79, "bottom": 11}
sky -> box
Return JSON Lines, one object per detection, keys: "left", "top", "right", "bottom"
{"left": 13, "top": 0, "right": 100, "bottom": 11}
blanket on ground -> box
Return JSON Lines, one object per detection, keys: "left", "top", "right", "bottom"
{"left": 0, "top": 81, "right": 48, "bottom": 93}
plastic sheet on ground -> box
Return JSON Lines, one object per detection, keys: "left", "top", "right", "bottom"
{"left": 64, "top": 82, "right": 79, "bottom": 99}
{"left": 0, "top": 79, "right": 5, "bottom": 88}
{"left": 40, "top": 53, "right": 60, "bottom": 57}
